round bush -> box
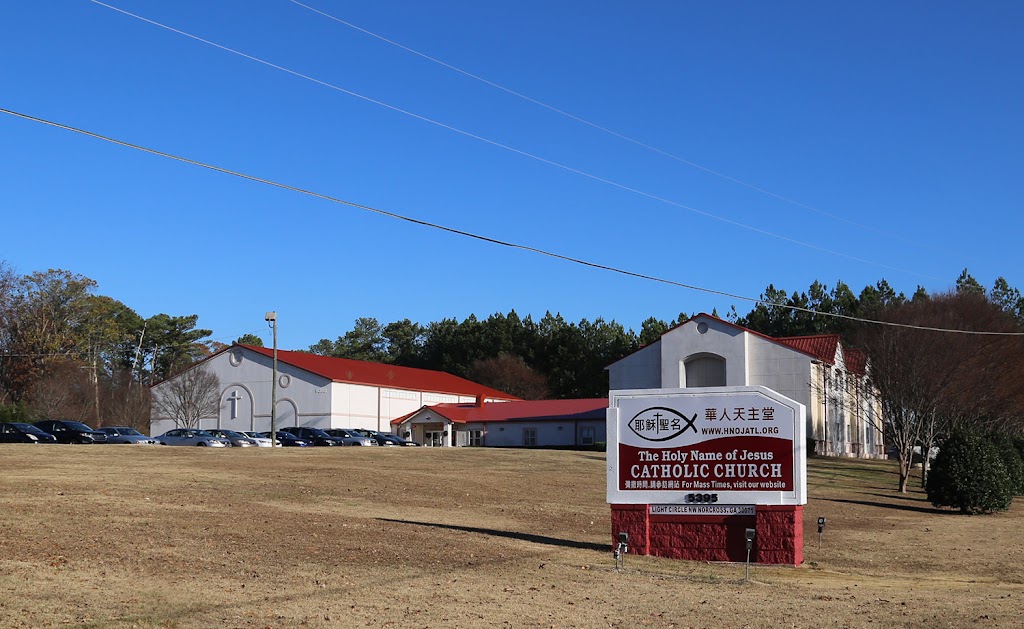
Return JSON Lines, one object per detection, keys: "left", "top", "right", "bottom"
{"left": 926, "top": 430, "right": 1014, "bottom": 514}
{"left": 990, "top": 435, "right": 1024, "bottom": 496}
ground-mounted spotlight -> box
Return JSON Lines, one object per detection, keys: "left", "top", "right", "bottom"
{"left": 614, "top": 531, "right": 629, "bottom": 571}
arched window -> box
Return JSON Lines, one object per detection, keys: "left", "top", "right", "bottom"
{"left": 683, "top": 354, "right": 726, "bottom": 387}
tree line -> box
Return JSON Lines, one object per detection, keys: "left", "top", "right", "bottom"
{"left": 3, "top": 255, "right": 1023, "bottom": 501}
{"left": 0, "top": 261, "right": 215, "bottom": 430}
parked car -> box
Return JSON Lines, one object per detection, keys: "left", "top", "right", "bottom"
{"left": 155, "top": 429, "right": 231, "bottom": 447}
{"left": 324, "top": 428, "right": 377, "bottom": 446}
{"left": 279, "top": 426, "right": 346, "bottom": 446}
{"left": 345, "top": 428, "right": 390, "bottom": 445}
{"left": 241, "top": 431, "right": 278, "bottom": 447}
{"left": 391, "top": 433, "right": 422, "bottom": 446}
{"left": 34, "top": 420, "right": 108, "bottom": 444}
{"left": 262, "top": 431, "right": 309, "bottom": 447}
{"left": 98, "top": 426, "right": 159, "bottom": 445}
{"left": 0, "top": 422, "right": 58, "bottom": 444}
{"left": 206, "top": 429, "right": 257, "bottom": 447}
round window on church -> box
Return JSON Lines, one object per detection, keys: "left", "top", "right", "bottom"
{"left": 696, "top": 322, "right": 709, "bottom": 334}
{"left": 229, "top": 350, "right": 243, "bottom": 366}
{"left": 279, "top": 374, "right": 291, "bottom": 388}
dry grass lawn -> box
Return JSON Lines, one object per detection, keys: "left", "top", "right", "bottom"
{"left": 0, "top": 445, "right": 1021, "bottom": 628}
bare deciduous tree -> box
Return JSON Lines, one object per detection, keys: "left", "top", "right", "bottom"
{"left": 151, "top": 365, "right": 221, "bottom": 429}
{"left": 468, "top": 354, "right": 549, "bottom": 400}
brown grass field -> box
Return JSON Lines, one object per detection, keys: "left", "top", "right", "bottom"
{"left": 0, "top": 445, "right": 1021, "bottom": 628}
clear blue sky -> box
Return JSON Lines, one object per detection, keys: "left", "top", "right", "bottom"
{"left": 2, "top": 1, "right": 1022, "bottom": 350}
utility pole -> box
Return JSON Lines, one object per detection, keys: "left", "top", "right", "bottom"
{"left": 265, "top": 312, "right": 278, "bottom": 447}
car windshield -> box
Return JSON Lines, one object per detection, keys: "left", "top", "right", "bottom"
{"left": 114, "top": 427, "right": 142, "bottom": 436}
{"left": 222, "top": 431, "right": 243, "bottom": 438}
{"left": 243, "top": 432, "right": 264, "bottom": 439}
{"left": 64, "top": 422, "right": 94, "bottom": 431}
{"left": 193, "top": 431, "right": 214, "bottom": 437}
{"left": 307, "top": 428, "right": 330, "bottom": 438}
{"left": 12, "top": 423, "right": 48, "bottom": 434}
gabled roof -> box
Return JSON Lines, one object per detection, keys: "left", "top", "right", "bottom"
{"left": 391, "top": 398, "right": 607, "bottom": 426}
{"left": 608, "top": 312, "right": 869, "bottom": 371}
{"left": 239, "top": 345, "right": 519, "bottom": 400}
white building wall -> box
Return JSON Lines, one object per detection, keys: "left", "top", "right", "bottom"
{"left": 659, "top": 318, "right": 747, "bottom": 387}
{"left": 150, "top": 346, "right": 333, "bottom": 437}
{"left": 608, "top": 342, "right": 661, "bottom": 390}
{"left": 745, "top": 335, "right": 814, "bottom": 434}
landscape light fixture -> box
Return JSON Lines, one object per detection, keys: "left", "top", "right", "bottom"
{"left": 614, "top": 531, "right": 629, "bottom": 571}
{"left": 265, "top": 311, "right": 278, "bottom": 448}
{"left": 817, "top": 516, "right": 827, "bottom": 549}
{"left": 744, "top": 528, "right": 756, "bottom": 581}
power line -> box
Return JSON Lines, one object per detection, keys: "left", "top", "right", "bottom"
{"left": 85, "top": 0, "right": 934, "bottom": 279}
{"left": 1, "top": 106, "right": 1018, "bottom": 337}
{"left": 287, "top": 0, "right": 938, "bottom": 250}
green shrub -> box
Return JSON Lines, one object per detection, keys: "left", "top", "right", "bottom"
{"left": 990, "top": 435, "right": 1024, "bottom": 496}
{"left": 0, "top": 403, "right": 35, "bottom": 424}
{"left": 926, "top": 429, "right": 1014, "bottom": 514}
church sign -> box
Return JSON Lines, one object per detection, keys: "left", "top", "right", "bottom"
{"left": 608, "top": 386, "right": 806, "bottom": 507}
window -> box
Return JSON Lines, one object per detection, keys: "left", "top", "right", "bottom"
{"left": 580, "top": 426, "right": 596, "bottom": 446}
{"left": 523, "top": 427, "right": 537, "bottom": 447}
{"left": 469, "top": 430, "right": 483, "bottom": 447}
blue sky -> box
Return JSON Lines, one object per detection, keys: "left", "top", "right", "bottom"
{"left": 2, "top": 1, "right": 1022, "bottom": 350}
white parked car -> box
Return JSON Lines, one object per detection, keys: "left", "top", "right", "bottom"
{"left": 240, "top": 431, "right": 278, "bottom": 447}
{"left": 156, "top": 429, "right": 231, "bottom": 447}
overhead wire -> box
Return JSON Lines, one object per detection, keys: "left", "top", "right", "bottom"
{"left": 1, "top": 106, "right": 1018, "bottom": 337}
{"left": 84, "top": 0, "right": 934, "bottom": 279}
{"left": 287, "top": 0, "right": 937, "bottom": 249}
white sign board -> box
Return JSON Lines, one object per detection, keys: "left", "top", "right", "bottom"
{"left": 607, "top": 386, "right": 806, "bottom": 507}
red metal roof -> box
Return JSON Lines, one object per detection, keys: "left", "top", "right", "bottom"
{"left": 775, "top": 335, "right": 840, "bottom": 364}
{"left": 391, "top": 398, "right": 608, "bottom": 425}
{"left": 239, "top": 345, "right": 519, "bottom": 400}
{"left": 844, "top": 347, "right": 868, "bottom": 375}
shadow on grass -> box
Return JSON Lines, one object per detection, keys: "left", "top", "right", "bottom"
{"left": 378, "top": 518, "right": 609, "bottom": 552}
{"left": 865, "top": 492, "right": 931, "bottom": 503}
{"left": 819, "top": 497, "right": 946, "bottom": 515}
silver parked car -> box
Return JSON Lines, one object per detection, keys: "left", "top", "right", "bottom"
{"left": 324, "top": 428, "right": 377, "bottom": 446}
{"left": 98, "top": 426, "right": 159, "bottom": 445}
{"left": 155, "top": 429, "right": 231, "bottom": 447}
{"left": 206, "top": 429, "right": 258, "bottom": 447}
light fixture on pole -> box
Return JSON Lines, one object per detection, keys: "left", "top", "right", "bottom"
{"left": 265, "top": 311, "right": 278, "bottom": 448}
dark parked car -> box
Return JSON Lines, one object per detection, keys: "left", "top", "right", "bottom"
{"left": 261, "top": 431, "right": 309, "bottom": 447}
{"left": 98, "top": 426, "right": 159, "bottom": 445}
{"left": 34, "top": 420, "right": 108, "bottom": 444}
{"left": 0, "top": 422, "right": 58, "bottom": 444}
{"left": 279, "top": 426, "right": 345, "bottom": 446}
{"left": 324, "top": 428, "right": 377, "bottom": 446}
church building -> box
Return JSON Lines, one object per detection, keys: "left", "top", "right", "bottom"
{"left": 606, "top": 313, "right": 885, "bottom": 458}
{"left": 149, "top": 344, "right": 518, "bottom": 436}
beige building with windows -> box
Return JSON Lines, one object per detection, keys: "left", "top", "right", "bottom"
{"left": 607, "top": 313, "right": 884, "bottom": 458}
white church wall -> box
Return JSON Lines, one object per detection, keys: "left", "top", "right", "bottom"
{"left": 660, "top": 317, "right": 747, "bottom": 387}
{"left": 608, "top": 342, "right": 662, "bottom": 390}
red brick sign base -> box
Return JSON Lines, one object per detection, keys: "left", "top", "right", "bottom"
{"left": 610, "top": 504, "right": 803, "bottom": 565}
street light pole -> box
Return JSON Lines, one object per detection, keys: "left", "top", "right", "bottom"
{"left": 265, "top": 311, "right": 278, "bottom": 448}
